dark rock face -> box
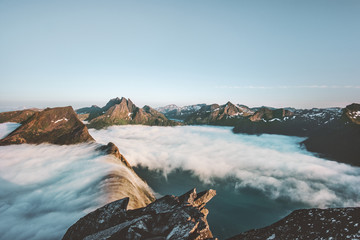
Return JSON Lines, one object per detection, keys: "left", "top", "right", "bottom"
{"left": 62, "top": 188, "right": 217, "bottom": 240}
{"left": 228, "top": 207, "right": 360, "bottom": 240}
{"left": 0, "top": 106, "right": 94, "bottom": 145}
{"left": 0, "top": 109, "right": 39, "bottom": 123}
{"left": 302, "top": 104, "right": 360, "bottom": 166}
{"left": 77, "top": 97, "right": 178, "bottom": 129}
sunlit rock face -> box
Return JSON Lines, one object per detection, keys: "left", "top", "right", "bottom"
{"left": 0, "top": 106, "right": 94, "bottom": 145}
{"left": 77, "top": 97, "right": 178, "bottom": 129}
{"left": 62, "top": 188, "right": 217, "bottom": 240}
{"left": 228, "top": 207, "right": 360, "bottom": 240}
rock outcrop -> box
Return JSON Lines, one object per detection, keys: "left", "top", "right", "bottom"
{"left": 62, "top": 188, "right": 217, "bottom": 240}
{"left": 0, "top": 106, "right": 94, "bottom": 145}
{"left": 97, "top": 142, "right": 132, "bottom": 168}
{"left": 228, "top": 207, "right": 360, "bottom": 240}
{"left": 77, "top": 97, "right": 178, "bottom": 129}
{"left": 95, "top": 141, "right": 155, "bottom": 209}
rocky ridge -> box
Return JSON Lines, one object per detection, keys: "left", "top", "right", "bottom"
{"left": 77, "top": 97, "right": 178, "bottom": 129}
{"left": 228, "top": 207, "right": 360, "bottom": 240}
{"left": 62, "top": 188, "right": 217, "bottom": 240}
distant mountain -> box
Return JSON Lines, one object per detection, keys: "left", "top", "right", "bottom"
{"left": 157, "top": 104, "right": 207, "bottom": 120}
{"left": 0, "top": 106, "right": 94, "bottom": 145}
{"left": 77, "top": 97, "right": 179, "bottom": 129}
{"left": 233, "top": 107, "right": 343, "bottom": 136}
{"left": 0, "top": 109, "right": 40, "bottom": 124}
{"left": 302, "top": 103, "right": 360, "bottom": 166}
{"left": 184, "top": 102, "right": 254, "bottom": 126}
{"left": 228, "top": 207, "right": 360, "bottom": 240}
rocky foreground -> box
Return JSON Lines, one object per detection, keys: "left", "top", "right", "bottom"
{"left": 62, "top": 188, "right": 217, "bottom": 240}
{"left": 228, "top": 207, "right": 360, "bottom": 240}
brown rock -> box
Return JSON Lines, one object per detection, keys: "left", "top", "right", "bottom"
{"left": 0, "top": 109, "right": 39, "bottom": 123}
{"left": 0, "top": 106, "right": 94, "bottom": 145}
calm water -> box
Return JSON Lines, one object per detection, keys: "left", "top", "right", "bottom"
{"left": 134, "top": 166, "right": 308, "bottom": 239}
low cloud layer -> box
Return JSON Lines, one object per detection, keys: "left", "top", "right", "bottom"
{"left": 91, "top": 125, "right": 360, "bottom": 208}
{"left": 0, "top": 123, "right": 152, "bottom": 240}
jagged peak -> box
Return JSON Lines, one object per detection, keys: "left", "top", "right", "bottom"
{"left": 177, "top": 188, "right": 216, "bottom": 208}
{"left": 96, "top": 142, "right": 132, "bottom": 168}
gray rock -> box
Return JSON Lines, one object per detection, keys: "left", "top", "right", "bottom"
{"left": 62, "top": 188, "right": 217, "bottom": 240}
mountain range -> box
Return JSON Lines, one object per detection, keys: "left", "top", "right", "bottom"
{"left": 157, "top": 102, "right": 360, "bottom": 167}
{"left": 77, "top": 97, "right": 178, "bottom": 129}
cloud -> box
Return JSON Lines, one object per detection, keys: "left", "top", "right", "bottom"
{"left": 0, "top": 122, "right": 21, "bottom": 139}
{"left": 217, "top": 85, "right": 360, "bottom": 89}
{"left": 90, "top": 125, "right": 360, "bottom": 208}
{"left": 0, "top": 123, "right": 153, "bottom": 240}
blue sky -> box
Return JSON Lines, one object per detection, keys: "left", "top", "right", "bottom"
{"left": 0, "top": 0, "right": 359, "bottom": 109}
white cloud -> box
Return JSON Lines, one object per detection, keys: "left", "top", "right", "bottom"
{"left": 0, "top": 122, "right": 21, "bottom": 139}
{"left": 0, "top": 123, "right": 153, "bottom": 240}
{"left": 90, "top": 125, "right": 360, "bottom": 208}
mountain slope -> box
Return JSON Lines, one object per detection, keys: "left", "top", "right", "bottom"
{"left": 0, "top": 106, "right": 94, "bottom": 145}
{"left": 185, "top": 102, "right": 254, "bottom": 126}
{"left": 78, "top": 97, "right": 178, "bottom": 129}
{"left": 0, "top": 109, "right": 39, "bottom": 124}
{"left": 302, "top": 103, "right": 360, "bottom": 166}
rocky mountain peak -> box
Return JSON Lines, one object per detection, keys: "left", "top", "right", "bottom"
{"left": 0, "top": 106, "right": 94, "bottom": 145}
{"left": 96, "top": 142, "right": 132, "bottom": 168}
{"left": 62, "top": 188, "right": 216, "bottom": 240}
{"left": 344, "top": 103, "right": 360, "bottom": 124}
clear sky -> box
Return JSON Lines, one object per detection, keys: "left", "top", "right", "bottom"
{"left": 0, "top": 0, "right": 359, "bottom": 110}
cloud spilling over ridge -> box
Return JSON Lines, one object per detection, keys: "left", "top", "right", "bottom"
{"left": 90, "top": 125, "right": 360, "bottom": 208}
{"left": 0, "top": 123, "right": 153, "bottom": 240}
{"left": 0, "top": 143, "right": 111, "bottom": 240}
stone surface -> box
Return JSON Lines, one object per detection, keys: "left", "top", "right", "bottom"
{"left": 0, "top": 106, "right": 94, "bottom": 145}
{"left": 228, "top": 207, "right": 360, "bottom": 240}
{"left": 62, "top": 188, "right": 217, "bottom": 240}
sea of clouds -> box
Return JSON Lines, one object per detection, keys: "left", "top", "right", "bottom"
{"left": 90, "top": 125, "right": 360, "bottom": 208}
{"left": 0, "top": 123, "right": 136, "bottom": 240}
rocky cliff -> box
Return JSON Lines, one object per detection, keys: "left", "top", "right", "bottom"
{"left": 77, "top": 97, "right": 178, "bottom": 129}
{"left": 62, "top": 188, "right": 217, "bottom": 240}
{"left": 228, "top": 207, "right": 360, "bottom": 240}
{"left": 0, "top": 106, "right": 94, "bottom": 145}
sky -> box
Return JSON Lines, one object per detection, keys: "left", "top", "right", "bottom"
{"left": 0, "top": 0, "right": 359, "bottom": 110}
